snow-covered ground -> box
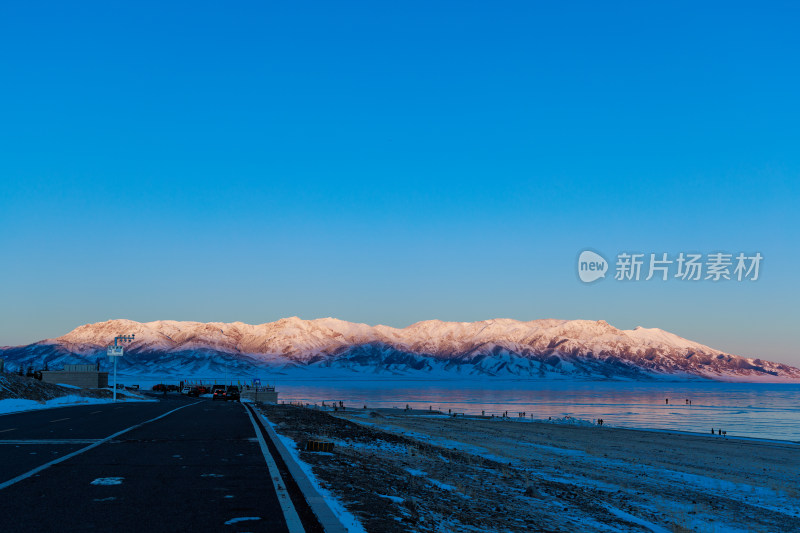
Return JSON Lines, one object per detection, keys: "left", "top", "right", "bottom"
{"left": 259, "top": 403, "right": 800, "bottom": 532}
{"left": 337, "top": 410, "right": 800, "bottom": 532}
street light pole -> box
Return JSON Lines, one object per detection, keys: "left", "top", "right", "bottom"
{"left": 107, "top": 334, "right": 135, "bottom": 402}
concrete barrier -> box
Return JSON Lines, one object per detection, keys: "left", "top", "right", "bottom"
{"left": 241, "top": 389, "right": 278, "bottom": 403}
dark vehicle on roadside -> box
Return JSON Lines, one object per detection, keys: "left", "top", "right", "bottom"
{"left": 152, "top": 384, "right": 166, "bottom": 392}
{"left": 167, "top": 384, "right": 180, "bottom": 392}
{"left": 197, "top": 386, "right": 208, "bottom": 394}
{"left": 226, "top": 386, "right": 240, "bottom": 402}
{"left": 187, "top": 387, "right": 200, "bottom": 397}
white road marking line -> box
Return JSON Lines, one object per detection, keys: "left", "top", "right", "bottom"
{"left": 90, "top": 411, "right": 102, "bottom": 415}
{"left": 243, "top": 405, "right": 304, "bottom": 533}
{"left": 49, "top": 418, "right": 70, "bottom": 423}
{"left": 225, "top": 517, "right": 261, "bottom": 525}
{"left": 0, "top": 439, "right": 100, "bottom": 445}
{"left": 0, "top": 401, "right": 200, "bottom": 491}
{"left": 0, "top": 428, "right": 17, "bottom": 433}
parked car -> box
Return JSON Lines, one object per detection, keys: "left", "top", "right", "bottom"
{"left": 152, "top": 384, "right": 166, "bottom": 392}
{"left": 226, "top": 386, "right": 240, "bottom": 402}
{"left": 187, "top": 387, "right": 200, "bottom": 397}
{"left": 180, "top": 387, "right": 191, "bottom": 395}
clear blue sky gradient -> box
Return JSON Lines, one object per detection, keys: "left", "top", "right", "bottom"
{"left": 1, "top": 2, "right": 798, "bottom": 364}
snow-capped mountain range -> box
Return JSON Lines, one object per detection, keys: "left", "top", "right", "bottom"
{"left": 1, "top": 317, "right": 798, "bottom": 381}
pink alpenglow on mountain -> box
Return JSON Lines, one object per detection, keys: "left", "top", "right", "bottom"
{"left": 2, "top": 318, "right": 798, "bottom": 381}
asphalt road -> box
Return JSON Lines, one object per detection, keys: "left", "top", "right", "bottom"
{"left": 0, "top": 394, "right": 292, "bottom": 532}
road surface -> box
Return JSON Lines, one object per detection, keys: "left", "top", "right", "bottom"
{"left": 0, "top": 394, "right": 302, "bottom": 532}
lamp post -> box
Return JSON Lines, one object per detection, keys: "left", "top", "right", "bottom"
{"left": 107, "top": 334, "right": 134, "bottom": 402}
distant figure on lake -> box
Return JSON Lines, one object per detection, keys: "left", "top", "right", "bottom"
{"left": 712, "top": 428, "right": 715, "bottom": 435}
{"left": 665, "top": 398, "right": 669, "bottom": 404}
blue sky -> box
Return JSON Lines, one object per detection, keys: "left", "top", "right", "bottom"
{"left": 1, "top": 2, "right": 798, "bottom": 365}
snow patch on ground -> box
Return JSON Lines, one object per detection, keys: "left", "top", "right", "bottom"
{"left": 426, "top": 478, "right": 455, "bottom": 492}
{"left": 520, "top": 442, "right": 589, "bottom": 457}
{"left": 334, "top": 439, "right": 409, "bottom": 456}
{"left": 90, "top": 477, "right": 124, "bottom": 486}
{"left": 600, "top": 503, "right": 671, "bottom": 533}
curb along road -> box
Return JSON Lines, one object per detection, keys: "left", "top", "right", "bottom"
{"left": 243, "top": 401, "right": 348, "bottom": 533}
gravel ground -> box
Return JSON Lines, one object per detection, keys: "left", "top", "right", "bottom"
{"left": 258, "top": 404, "right": 800, "bottom": 533}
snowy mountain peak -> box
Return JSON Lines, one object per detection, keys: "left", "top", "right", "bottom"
{"left": 3, "top": 317, "right": 798, "bottom": 381}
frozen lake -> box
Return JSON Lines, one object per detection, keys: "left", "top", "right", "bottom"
{"left": 272, "top": 379, "right": 800, "bottom": 442}
{"left": 123, "top": 375, "right": 800, "bottom": 442}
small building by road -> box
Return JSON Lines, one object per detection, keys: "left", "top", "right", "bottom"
{"left": 41, "top": 364, "right": 109, "bottom": 389}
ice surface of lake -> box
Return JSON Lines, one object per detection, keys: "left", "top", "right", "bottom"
{"left": 124, "top": 375, "right": 800, "bottom": 442}
{"left": 273, "top": 379, "right": 800, "bottom": 442}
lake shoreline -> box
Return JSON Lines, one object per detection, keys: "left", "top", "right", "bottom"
{"left": 341, "top": 405, "right": 800, "bottom": 446}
